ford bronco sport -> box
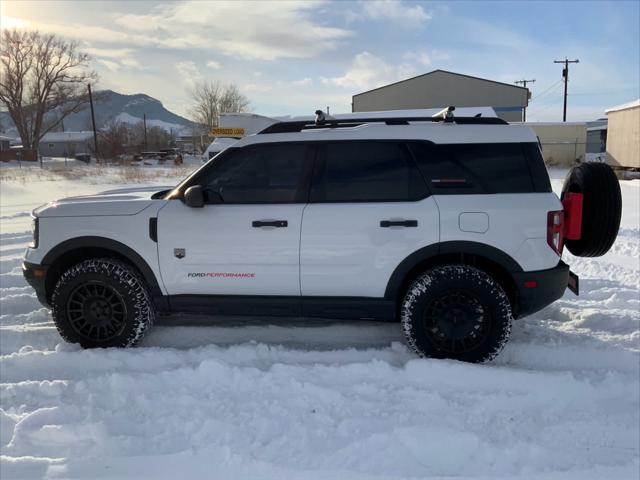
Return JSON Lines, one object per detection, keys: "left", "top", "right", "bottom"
{"left": 23, "top": 108, "right": 622, "bottom": 362}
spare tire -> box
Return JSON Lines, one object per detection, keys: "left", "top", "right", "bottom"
{"left": 561, "top": 162, "right": 621, "bottom": 257}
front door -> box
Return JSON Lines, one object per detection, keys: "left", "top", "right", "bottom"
{"left": 157, "top": 142, "right": 313, "bottom": 296}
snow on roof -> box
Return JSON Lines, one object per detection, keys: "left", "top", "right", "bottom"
{"left": 605, "top": 99, "right": 640, "bottom": 114}
{"left": 0, "top": 134, "right": 14, "bottom": 141}
{"left": 40, "top": 131, "right": 94, "bottom": 142}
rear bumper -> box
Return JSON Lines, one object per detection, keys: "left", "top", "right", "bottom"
{"left": 22, "top": 261, "right": 50, "bottom": 307}
{"left": 513, "top": 260, "right": 571, "bottom": 318}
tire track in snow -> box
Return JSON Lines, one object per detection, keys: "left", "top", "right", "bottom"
{"left": 0, "top": 172, "right": 638, "bottom": 479}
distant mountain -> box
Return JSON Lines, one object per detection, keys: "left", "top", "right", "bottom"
{"left": 0, "top": 90, "right": 195, "bottom": 138}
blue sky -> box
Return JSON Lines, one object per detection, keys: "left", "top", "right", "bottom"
{"left": 2, "top": 0, "right": 638, "bottom": 121}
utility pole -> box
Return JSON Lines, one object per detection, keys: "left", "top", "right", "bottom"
{"left": 515, "top": 79, "right": 535, "bottom": 122}
{"left": 553, "top": 57, "right": 579, "bottom": 122}
{"left": 87, "top": 84, "right": 99, "bottom": 162}
{"left": 143, "top": 113, "right": 148, "bottom": 150}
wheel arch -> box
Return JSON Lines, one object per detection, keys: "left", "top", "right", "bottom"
{"left": 385, "top": 241, "right": 522, "bottom": 315}
{"left": 42, "top": 236, "right": 163, "bottom": 304}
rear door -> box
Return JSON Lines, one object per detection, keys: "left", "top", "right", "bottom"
{"left": 157, "top": 142, "right": 313, "bottom": 296}
{"left": 300, "top": 141, "right": 440, "bottom": 298}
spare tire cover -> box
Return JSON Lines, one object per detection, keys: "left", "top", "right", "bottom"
{"left": 561, "top": 162, "right": 621, "bottom": 257}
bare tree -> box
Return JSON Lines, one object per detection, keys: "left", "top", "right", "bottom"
{"left": 0, "top": 29, "right": 97, "bottom": 149}
{"left": 189, "top": 80, "right": 249, "bottom": 133}
{"left": 98, "top": 120, "right": 132, "bottom": 159}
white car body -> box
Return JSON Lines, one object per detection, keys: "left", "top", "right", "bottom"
{"left": 24, "top": 111, "right": 567, "bottom": 323}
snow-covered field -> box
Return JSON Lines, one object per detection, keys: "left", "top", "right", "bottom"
{"left": 1, "top": 163, "right": 638, "bottom": 479}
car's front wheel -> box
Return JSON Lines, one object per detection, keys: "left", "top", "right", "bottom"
{"left": 51, "top": 258, "right": 154, "bottom": 348}
{"left": 401, "top": 265, "right": 513, "bottom": 363}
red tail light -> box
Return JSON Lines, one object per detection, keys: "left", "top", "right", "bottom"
{"left": 562, "top": 192, "right": 583, "bottom": 240}
{"left": 547, "top": 210, "right": 564, "bottom": 254}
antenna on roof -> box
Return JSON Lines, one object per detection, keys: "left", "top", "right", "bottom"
{"left": 315, "top": 109, "right": 326, "bottom": 125}
{"left": 432, "top": 106, "right": 455, "bottom": 122}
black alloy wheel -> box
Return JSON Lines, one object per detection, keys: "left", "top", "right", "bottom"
{"left": 423, "top": 291, "right": 489, "bottom": 354}
{"left": 66, "top": 281, "right": 127, "bottom": 342}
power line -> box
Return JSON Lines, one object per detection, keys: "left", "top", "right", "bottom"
{"left": 531, "top": 79, "right": 563, "bottom": 101}
{"left": 553, "top": 57, "right": 580, "bottom": 122}
{"left": 526, "top": 83, "right": 567, "bottom": 119}
{"left": 515, "top": 78, "right": 535, "bottom": 121}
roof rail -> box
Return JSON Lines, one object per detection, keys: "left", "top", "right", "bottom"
{"left": 259, "top": 109, "right": 507, "bottom": 134}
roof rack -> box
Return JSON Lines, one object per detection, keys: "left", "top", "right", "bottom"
{"left": 258, "top": 106, "right": 508, "bottom": 134}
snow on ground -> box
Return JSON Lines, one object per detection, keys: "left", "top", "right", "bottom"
{"left": 0, "top": 164, "right": 638, "bottom": 479}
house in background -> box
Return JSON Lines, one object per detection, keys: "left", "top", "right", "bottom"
{"left": 352, "top": 70, "right": 530, "bottom": 122}
{"left": 0, "top": 134, "right": 12, "bottom": 151}
{"left": 38, "top": 131, "right": 94, "bottom": 158}
{"left": 605, "top": 99, "right": 640, "bottom": 169}
{"left": 586, "top": 119, "right": 608, "bottom": 154}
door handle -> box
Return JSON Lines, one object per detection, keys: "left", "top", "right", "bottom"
{"left": 252, "top": 220, "right": 288, "bottom": 228}
{"left": 380, "top": 220, "right": 418, "bottom": 228}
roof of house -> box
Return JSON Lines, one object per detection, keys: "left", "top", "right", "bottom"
{"left": 40, "top": 131, "right": 94, "bottom": 142}
{"left": 605, "top": 99, "right": 640, "bottom": 114}
{"left": 352, "top": 69, "right": 528, "bottom": 98}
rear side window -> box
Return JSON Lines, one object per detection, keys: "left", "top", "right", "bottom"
{"left": 408, "top": 142, "right": 548, "bottom": 194}
{"left": 311, "top": 142, "right": 428, "bottom": 202}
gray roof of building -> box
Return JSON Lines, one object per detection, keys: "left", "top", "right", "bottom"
{"left": 352, "top": 69, "right": 529, "bottom": 98}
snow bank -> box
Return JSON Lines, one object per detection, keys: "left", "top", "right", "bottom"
{"left": 0, "top": 167, "right": 638, "bottom": 479}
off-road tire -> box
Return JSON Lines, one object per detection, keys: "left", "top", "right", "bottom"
{"left": 51, "top": 258, "right": 154, "bottom": 348}
{"left": 401, "top": 265, "right": 513, "bottom": 363}
{"left": 562, "top": 162, "right": 621, "bottom": 257}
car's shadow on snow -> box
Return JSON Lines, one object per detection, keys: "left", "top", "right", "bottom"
{"left": 145, "top": 315, "right": 407, "bottom": 351}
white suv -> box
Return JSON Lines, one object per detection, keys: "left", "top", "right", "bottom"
{"left": 23, "top": 109, "right": 622, "bottom": 362}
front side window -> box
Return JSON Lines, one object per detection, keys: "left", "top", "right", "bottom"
{"left": 201, "top": 143, "right": 311, "bottom": 203}
{"left": 310, "top": 142, "right": 427, "bottom": 202}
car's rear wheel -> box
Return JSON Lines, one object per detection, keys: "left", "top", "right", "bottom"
{"left": 401, "top": 265, "right": 512, "bottom": 363}
{"left": 51, "top": 258, "right": 154, "bottom": 348}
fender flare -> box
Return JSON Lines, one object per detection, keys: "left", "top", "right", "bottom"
{"left": 42, "top": 236, "right": 164, "bottom": 298}
{"left": 384, "top": 241, "right": 523, "bottom": 300}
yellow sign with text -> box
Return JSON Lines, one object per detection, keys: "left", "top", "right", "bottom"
{"left": 211, "top": 128, "right": 245, "bottom": 137}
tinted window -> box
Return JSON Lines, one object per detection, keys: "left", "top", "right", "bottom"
{"left": 311, "top": 142, "right": 428, "bottom": 202}
{"left": 203, "top": 143, "right": 310, "bottom": 203}
{"left": 408, "top": 142, "right": 539, "bottom": 194}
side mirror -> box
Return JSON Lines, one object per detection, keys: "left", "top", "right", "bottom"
{"left": 184, "top": 185, "right": 205, "bottom": 208}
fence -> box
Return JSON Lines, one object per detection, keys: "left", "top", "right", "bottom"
{"left": 539, "top": 140, "right": 586, "bottom": 167}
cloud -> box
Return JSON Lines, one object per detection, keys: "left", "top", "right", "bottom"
{"left": 4, "top": 2, "right": 350, "bottom": 61}
{"left": 83, "top": 47, "right": 142, "bottom": 70}
{"left": 330, "top": 51, "right": 433, "bottom": 90}
{"left": 176, "top": 60, "right": 204, "bottom": 88}
{"left": 402, "top": 51, "right": 432, "bottom": 67}
{"left": 361, "top": 0, "right": 432, "bottom": 27}
{"left": 206, "top": 60, "right": 221, "bottom": 69}
{"left": 0, "top": 15, "right": 29, "bottom": 29}
{"left": 112, "top": 1, "right": 352, "bottom": 60}
{"left": 292, "top": 78, "right": 313, "bottom": 87}
{"left": 242, "top": 83, "right": 273, "bottom": 94}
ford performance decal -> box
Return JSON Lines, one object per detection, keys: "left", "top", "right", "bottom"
{"left": 188, "top": 272, "right": 256, "bottom": 278}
